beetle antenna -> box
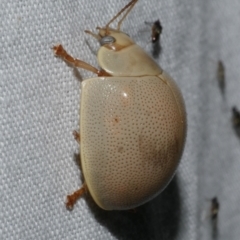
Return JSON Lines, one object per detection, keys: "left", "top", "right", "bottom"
{"left": 105, "top": 0, "right": 138, "bottom": 31}
{"left": 84, "top": 30, "right": 101, "bottom": 40}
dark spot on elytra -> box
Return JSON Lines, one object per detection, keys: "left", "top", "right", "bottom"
{"left": 113, "top": 116, "right": 119, "bottom": 123}
{"left": 138, "top": 135, "right": 164, "bottom": 168}
{"left": 118, "top": 147, "right": 123, "bottom": 153}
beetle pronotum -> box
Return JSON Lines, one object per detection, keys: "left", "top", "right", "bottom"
{"left": 53, "top": 0, "right": 186, "bottom": 211}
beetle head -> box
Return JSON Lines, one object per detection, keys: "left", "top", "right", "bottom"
{"left": 83, "top": 0, "right": 162, "bottom": 77}
{"left": 85, "top": 0, "right": 138, "bottom": 51}
{"left": 97, "top": 27, "right": 134, "bottom": 51}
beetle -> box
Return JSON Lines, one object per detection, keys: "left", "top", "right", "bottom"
{"left": 53, "top": 0, "right": 187, "bottom": 211}
{"left": 210, "top": 197, "right": 219, "bottom": 221}
{"left": 145, "top": 19, "right": 163, "bottom": 43}
{"left": 210, "top": 197, "right": 220, "bottom": 238}
{"left": 232, "top": 106, "right": 240, "bottom": 138}
{"left": 232, "top": 106, "right": 240, "bottom": 128}
{"left": 145, "top": 19, "right": 163, "bottom": 58}
{"left": 217, "top": 60, "right": 225, "bottom": 95}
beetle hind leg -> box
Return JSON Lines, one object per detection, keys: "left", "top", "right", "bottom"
{"left": 66, "top": 183, "right": 87, "bottom": 210}
{"left": 73, "top": 130, "right": 80, "bottom": 144}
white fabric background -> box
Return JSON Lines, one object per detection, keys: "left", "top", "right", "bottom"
{"left": 1, "top": 0, "right": 240, "bottom": 239}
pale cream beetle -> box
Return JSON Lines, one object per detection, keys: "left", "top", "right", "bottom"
{"left": 53, "top": 0, "right": 187, "bottom": 211}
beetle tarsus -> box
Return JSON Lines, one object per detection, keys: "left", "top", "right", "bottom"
{"left": 66, "top": 184, "right": 87, "bottom": 210}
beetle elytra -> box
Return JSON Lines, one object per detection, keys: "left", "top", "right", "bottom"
{"left": 53, "top": 0, "right": 187, "bottom": 211}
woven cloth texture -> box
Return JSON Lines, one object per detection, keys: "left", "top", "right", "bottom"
{"left": 1, "top": 0, "right": 240, "bottom": 239}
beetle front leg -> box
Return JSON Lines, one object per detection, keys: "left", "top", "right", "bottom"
{"left": 53, "top": 44, "right": 110, "bottom": 76}
{"left": 66, "top": 183, "right": 87, "bottom": 210}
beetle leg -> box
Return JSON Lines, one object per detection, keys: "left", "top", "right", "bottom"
{"left": 73, "top": 130, "right": 80, "bottom": 144}
{"left": 66, "top": 183, "right": 87, "bottom": 210}
{"left": 53, "top": 44, "right": 111, "bottom": 77}
{"left": 53, "top": 44, "right": 98, "bottom": 74}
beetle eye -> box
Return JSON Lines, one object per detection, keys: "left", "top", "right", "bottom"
{"left": 100, "top": 36, "right": 116, "bottom": 46}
